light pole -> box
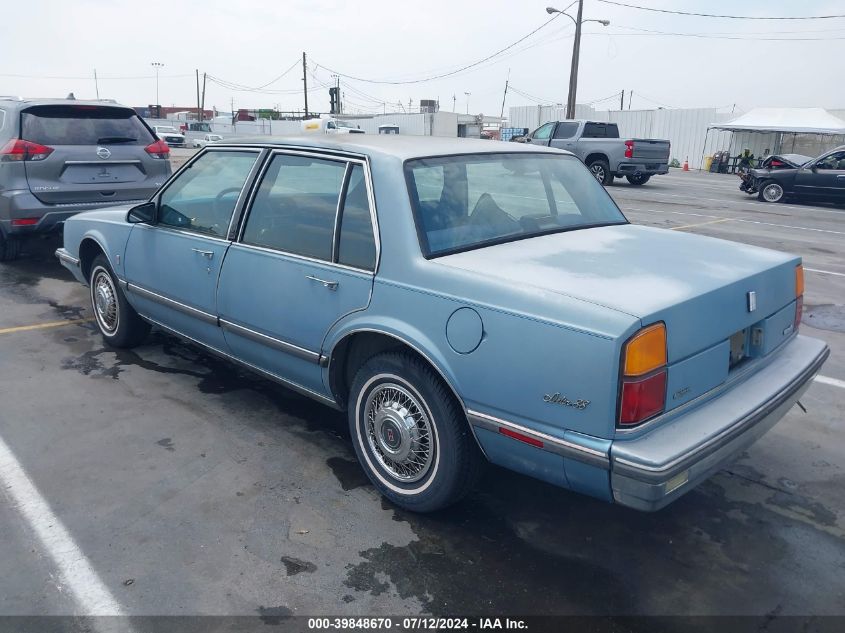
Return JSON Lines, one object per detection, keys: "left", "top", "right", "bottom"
{"left": 464, "top": 91, "right": 471, "bottom": 115}
{"left": 150, "top": 62, "right": 164, "bottom": 106}
{"left": 546, "top": 3, "right": 609, "bottom": 119}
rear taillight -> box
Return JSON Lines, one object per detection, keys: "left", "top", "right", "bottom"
{"left": 618, "top": 323, "right": 667, "bottom": 427}
{"left": 11, "top": 218, "right": 39, "bottom": 226}
{"left": 144, "top": 139, "right": 170, "bottom": 159}
{"left": 794, "top": 264, "right": 804, "bottom": 332}
{"left": 0, "top": 139, "right": 54, "bottom": 162}
{"left": 624, "top": 140, "right": 634, "bottom": 159}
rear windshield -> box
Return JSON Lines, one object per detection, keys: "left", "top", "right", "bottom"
{"left": 405, "top": 153, "right": 627, "bottom": 257}
{"left": 21, "top": 105, "right": 155, "bottom": 146}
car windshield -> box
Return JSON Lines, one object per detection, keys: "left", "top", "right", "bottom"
{"left": 405, "top": 153, "right": 628, "bottom": 257}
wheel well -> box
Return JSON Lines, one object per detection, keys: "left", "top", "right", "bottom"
{"left": 328, "top": 332, "right": 460, "bottom": 412}
{"left": 585, "top": 153, "right": 609, "bottom": 166}
{"left": 78, "top": 238, "right": 105, "bottom": 281}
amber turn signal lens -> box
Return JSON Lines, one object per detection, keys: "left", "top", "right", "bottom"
{"left": 623, "top": 323, "right": 667, "bottom": 376}
{"left": 795, "top": 264, "right": 804, "bottom": 297}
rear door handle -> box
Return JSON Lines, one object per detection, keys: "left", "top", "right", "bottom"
{"left": 306, "top": 275, "right": 338, "bottom": 291}
{"left": 192, "top": 248, "right": 214, "bottom": 259}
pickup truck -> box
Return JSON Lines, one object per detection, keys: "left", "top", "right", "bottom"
{"left": 523, "top": 120, "right": 670, "bottom": 186}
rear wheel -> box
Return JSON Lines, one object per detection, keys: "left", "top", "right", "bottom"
{"left": 588, "top": 159, "right": 613, "bottom": 186}
{"left": 0, "top": 234, "right": 22, "bottom": 262}
{"left": 626, "top": 174, "right": 651, "bottom": 186}
{"left": 758, "top": 180, "right": 785, "bottom": 203}
{"left": 348, "top": 352, "right": 483, "bottom": 512}
{"left": 89, "top": 254, "right": 150, "bottom": 347}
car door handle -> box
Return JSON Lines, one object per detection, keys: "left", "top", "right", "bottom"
{"left": 306, "top": 275, "right": 338, "bottom": 291}
{"left": 191, "top": 248, "right": 214, "bottom": 259}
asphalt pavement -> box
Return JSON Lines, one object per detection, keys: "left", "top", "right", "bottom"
{"left": 0, "top": 166, "right": 843, "bottom": 621}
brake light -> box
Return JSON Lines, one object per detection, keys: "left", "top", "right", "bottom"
{"left": 624, "top": 140, "right": 634, "bottom": 159}
{"left": 794, "top": 264, "right": 804, "bottom": 332}
{"left": 144, "top": 139, "right": 170, "bottom": 159}
{"left": 0, "top": 139, "right": 54, "bottom": 162}
{"left": 618, "top": 323, "right": 667, "bottom": 427}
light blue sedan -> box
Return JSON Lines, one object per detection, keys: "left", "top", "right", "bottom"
{"left": 56, "top": 136, "right": 829, "bottom": 512}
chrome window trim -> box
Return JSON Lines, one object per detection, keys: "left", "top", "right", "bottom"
{"left": 236, "top": 148, "right": 381, "bottom": 274}
{"left": 125, "top": 282, "right": 218, "bottom": 325}
{"left": 219, "top": 318, "right": 322, "bottom": 365}
{"left": 228, "top": 241, "right": 375, "bottom": 276}
{"left": 152, "top": 147, "right": 263, "bottom": 241}
{"left": 131, "top": 221, "right": 231, "bottom": 244}
{"left": 332, "top": 163, "right": 354, "bottom": 263}
{"left": 467, "top": 409, "right": 609, "bottom": 469}
{"left": 63, "top": 160, "right": 143, "bottom": 166}
{"left": 138, "top": 314, "right": 339, "bottom": 408}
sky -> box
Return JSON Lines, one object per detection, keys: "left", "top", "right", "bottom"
{"left": 2, "top": 0, "right": 844, "bottom": 117}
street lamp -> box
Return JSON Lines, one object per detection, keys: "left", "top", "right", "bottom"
{"left": 464, "top": 91, "right": 471, "bottom": 115}
{"left": 546, "top": 3, "right": 609, "bottom": 119}
{"left": 150, "top": 62, "right": 164, "bottom": 107}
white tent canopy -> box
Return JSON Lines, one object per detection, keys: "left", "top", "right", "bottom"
{"left": 710, "top": 108, "right": 845, "bottom": 134}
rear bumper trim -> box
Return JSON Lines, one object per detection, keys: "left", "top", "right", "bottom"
{"left": 611, "top": 336, "right": 829, "bottom": 510}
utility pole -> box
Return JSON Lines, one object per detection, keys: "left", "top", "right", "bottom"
{"left": 565, "top": 0, "right": 584, "bottom": 119}
{"left": 302, "top": 52, "right": 309, "bottom": 118}
{"left": 500, "top": 68, "right": 510, "bottom": 119}
{"left": 195, "top": 69, "right": 201, "bottom": 124}
{"left": 200, "top": 73, "right": 207, "bottom": 122}
{"left": 452, "top": 94, "right": 456, "bottom": 112}
{"left": 93, "top": 69, "right": 100, "bottom": 99}
{"left": 620, "top": 90, "right": 624, "bottom": 111}
{"left": 628, "top": 90, "right": 632, "bottom": 110}
{"left": 151, "top": 62, "right": 164, "bottom": 109}
{"left": 464, "top": 91, "right": 471, "bottom": 115}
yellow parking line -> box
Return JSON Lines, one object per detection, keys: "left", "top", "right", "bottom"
{"left": 671, "top": 217, "right": 732, "bottom": 231}
{"left": 0, "top": 318, "right": 94, "bottom": 336}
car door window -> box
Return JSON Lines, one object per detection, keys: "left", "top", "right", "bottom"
{"left": 553, "top": 122, "right": 578, "bottom": 139}
{"left": 816, "top": 151, "right": 845, "bottom": 170}
{"left": 583, "top": 123, "right": 607, "bottom": 138}
{"left": 532, "top": 122, "right": 554, "bottom": 140}
{"left": 337, "top": 164, "right": 376, "bottom": 270}
{"left": 241, "top": 153, "right": 346, "bottom": 261}
{"left": 158, "top": 151, "right": 258, "bottom": 237}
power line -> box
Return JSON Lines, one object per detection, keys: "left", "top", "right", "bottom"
{"left": 609, "top": 25, "right": 845, "bottom": 41}
{"left": 595, "top": 0, "right": 845, "bottom": 20}
{"left": 314, "top": 10, "right": 569, "bottom": 85}
{"left": 0, "top": 72, "right": 194, "bottom": 80}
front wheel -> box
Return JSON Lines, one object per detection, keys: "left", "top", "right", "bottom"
{"left": 758, "top": 180, "right": 785, "bottom": 203}
{"left": 348, "top": 352, "right": 483, "bottom": 512}
{"left": 626, "top": 174, "right": 651, "bottom": 186}
{"left": 588, "top": 159, "right": 613, "bottom": 186}
{"left": 89, "top": 254, "right": 150, "bottom": 347}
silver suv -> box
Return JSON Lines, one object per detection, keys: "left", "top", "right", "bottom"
{"left": 0, "top": 97, "right": 172, "bottom": 261}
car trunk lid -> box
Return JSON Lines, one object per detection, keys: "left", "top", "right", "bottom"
{"left": 629, "top": 139, "right": 670, "bottom": 162}
{"left": 436, "top": 224, "right": 798, "bottom": 364}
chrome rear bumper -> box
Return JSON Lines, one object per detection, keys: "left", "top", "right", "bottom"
{"left": 610, "top": 335, "right": 829, "bottom": 511}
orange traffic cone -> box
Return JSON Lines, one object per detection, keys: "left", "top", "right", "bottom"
{"left": 683, "top": 157, "right": 690, "bottom": 171}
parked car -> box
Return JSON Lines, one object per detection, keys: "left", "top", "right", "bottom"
{"left": 192, "top": 133, "right": 224, "bottom": 148}
{"left": 0, "top": 97, "right": 171, "bottom": 261}
{"left": 523, "top": 120, "right": 670, "bottom": 185}
{"left": 57, "top": 137, "right": 828, "bottom": 513}
{"left": 302, "top": 117, "right": 365, "bottom": 134}
{"left": 743, "top": 146, "right": 845, "bottom": 204}
{"left": 152, "top": 125, "right": 187, "bottom": 147}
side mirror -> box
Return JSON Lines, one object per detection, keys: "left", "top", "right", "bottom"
{"left": 127, "top": 201, "right": 156, "bottom": 224}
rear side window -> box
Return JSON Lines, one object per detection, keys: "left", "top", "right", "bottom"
{"left": 20, "top": 105, "right": 155, "bottom": 146}
{"left": 553, "top": 122, "right": 578, "bottom": 139}
{"left": 0, "top": 109, "right": 5, "bottom": 132}
{"left": 242, "top": 154, "right": 347, "bottom": 261}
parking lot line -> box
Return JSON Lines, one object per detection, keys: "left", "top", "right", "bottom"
{"left": 0, "top": 434, "right": 126, "bottom": 616}
{"left": 815, "top": 375, "right": 845, "bottom": 390}
{"left": 0, "top": 318, "right": 93, "bottom": 336}
{"left": 671, "top": 218, "right": 732, "bottom": 231}
{"left": 805, "top": 267, "right": 845, "bottom": 278}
